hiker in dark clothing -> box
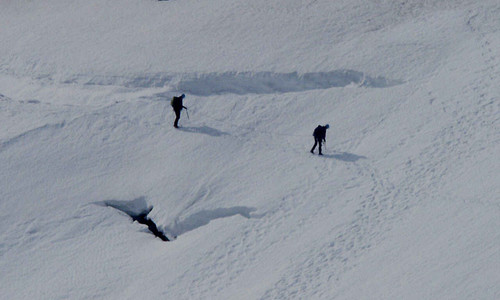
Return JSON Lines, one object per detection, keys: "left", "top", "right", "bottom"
{"left": 310, "top": 124, "right": 329, "bottom": 155}
{"left": 171, "top": 94, "right": 187, "bottom": 128}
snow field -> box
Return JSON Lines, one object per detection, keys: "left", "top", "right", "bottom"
{"left": 1, "top": 0, "right": 499, "bottom": 299}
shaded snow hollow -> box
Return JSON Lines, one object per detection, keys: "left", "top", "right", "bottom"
{"left": 63, "top": 70, "right": 403, "bottom": 95}
{"left": 0, "top": 0, "right": 499, "bottom": 299}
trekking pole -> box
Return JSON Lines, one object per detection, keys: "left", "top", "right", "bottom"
{"left": 185, "top": 108, "right": 190, "bottom": 120}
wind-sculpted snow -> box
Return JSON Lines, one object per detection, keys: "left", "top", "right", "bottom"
{"left": 0, "top": 121, "right": 66, "bottom": 151}
{"left": 99, "top": 197, "right": 151, "bottom": 219}
{"left": 99, "top": 197, "right": 170, "bottom": 241}
{"left": 96, "top": 198, "right": 258, "bottom": 240}
{"left": 164, "top": 206, "right": 259, "bottom": 237}
{"left": 173, "top": 71, "right": 403, "bottom": 96}
{"left": 64, "top": 70, "right": 403, "bottom": 95}
{"left": 1, "top": 0, "right": 499, "bottom": 299}
{"left": 63, "top": 73, "right": 177, "bottom": 89}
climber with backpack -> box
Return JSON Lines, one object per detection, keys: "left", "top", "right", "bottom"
{"left": 310, "top": 124, "right": 329, "bottom": 155}
{"left": 171, "top": 93, "right": 187, "bottom": 128}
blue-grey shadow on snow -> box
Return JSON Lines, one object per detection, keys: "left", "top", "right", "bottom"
{"left": 95, "top": 197, "right": 170, "bottom": 241}
{"left": 96, "top": 197, "right": 151, "bottom": 217}
{"left": 178, "top": 126, "right": 229, "bottom": 137}
{"left": 175, "top": 70, "right": 404, "bottom": 96}
{"left": 68, "top": 70, "right": 403, "bottom": 96}
{"left": 323, "top": 152, "right": 367, "bottom": 162}
{"left": 165, "top": 206, "right": 260, "bottom": 237}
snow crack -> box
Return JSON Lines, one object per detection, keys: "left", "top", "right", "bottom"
{"left": 99, "top": 197, "right": 170, "bottom": 242}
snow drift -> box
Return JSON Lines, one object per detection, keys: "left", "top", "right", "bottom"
{"left": 0, "top": 0, "right": 499, "bottom": 299}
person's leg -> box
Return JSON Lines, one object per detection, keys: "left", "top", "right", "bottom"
{"left": 311, "top": 138, "right": 318, "bottom": 153}
{"left": 174, "top": 110, "right": 181, "bottom": 128}
{"left": 318, "top": 140, "right": 323, "bottom": 155}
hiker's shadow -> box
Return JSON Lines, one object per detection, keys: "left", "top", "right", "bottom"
{"left": 323, "top": 152, "right": 367, "bottom": 162}
{"left": 178, "top": 126, "right": 229, "bottom": 137}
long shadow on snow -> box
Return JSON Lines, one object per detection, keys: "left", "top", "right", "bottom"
{"left": 177, "top": 126, "right": 229, "bottom": 137}
{"left": 165, "top": 207, "right": 261, "bottom": 237}
{"left": 323, "top": 152, "right": 367, "bottom": 162}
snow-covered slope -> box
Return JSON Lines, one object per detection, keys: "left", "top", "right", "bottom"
{"left": 1, "top": 0, "right": 499, "bottom": 299}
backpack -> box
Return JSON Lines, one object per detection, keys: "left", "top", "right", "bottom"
{"left": 171, "top": 96, "right": 182, "bottom": 110}
{"left": 313, "top": 126, "right": 326, "bottom": 139}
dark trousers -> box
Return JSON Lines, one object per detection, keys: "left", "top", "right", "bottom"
{"left": 173, "top": 109, "right": 181, "bottom": 128}
{"left": 311, "top": 138, "right": 322, "bottom": 154}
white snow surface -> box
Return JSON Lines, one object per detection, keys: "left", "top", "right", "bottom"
{"left": 1, "top": 0, "right": 499, "bottom": 299}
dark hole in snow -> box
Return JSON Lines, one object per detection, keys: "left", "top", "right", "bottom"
{"left": 100, "top": 197, "right": 170, "bottom": 242}
{"left": 132, "top": 209, "right": 170, "bottom": 242}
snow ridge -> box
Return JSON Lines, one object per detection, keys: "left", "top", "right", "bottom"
{"left": 0, "top": 0, "right": 499, "bottom": 299}
{"left": 61, "top": 70, "right": 402, "bottom": 95}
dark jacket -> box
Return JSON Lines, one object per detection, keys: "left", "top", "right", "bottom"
{"left": 171, "top": 96, "right": 186, "bottom": 111}
{"left": 313, "top": 125, "right": 327, "bottom": 141}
